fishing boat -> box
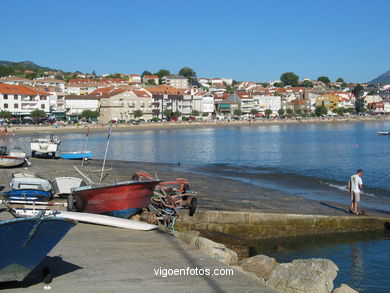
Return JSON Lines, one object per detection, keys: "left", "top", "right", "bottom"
{"left": 0, "top": 216, "right": 76, "bottom": 283}
{"left": 30, "top": 132, "right": 61, "bottom": 158}
{"left": 52, "top": 177, "right": 85, "bottom": 197}
{"left": 71, "top": 180, "right": 160, "bottom": 218}
{"left": 376, "top": 131, "right": 389, "bottom": 136}
{"left": 61, "top": 151, "right": 92, "bottom": 160}
{"left": 2, "top": 189, "right": 52, "bottom": 201}
{"left": 0, "top": 146, "right": 27, "bottom": 168}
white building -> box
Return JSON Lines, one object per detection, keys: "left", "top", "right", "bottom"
{"left": 0, "top": 76, "right": 33, "bottom": 86}
{"left": 0, "top": 83, "right": 50, "bottom": 114}
{"left": 192, "top": 92, "right": 214, "bottom": 115}
{"left": 65, "top": 83, "right": 104, "bottom": 95}
{"left": 161, "top": 75, "right": 189, "bottom": 89}
{"left": 65, "top": 95, "right": 100, "bottom": 116}
{"left": 33, "top": 78, "right": 66, "bottom": 92}
{"left": 253, "top": 94, "right": 281, "bottom": 113}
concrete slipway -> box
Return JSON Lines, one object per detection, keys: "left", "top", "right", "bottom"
{"left": 0, "top": 222, "right": 278, "bottom": 293}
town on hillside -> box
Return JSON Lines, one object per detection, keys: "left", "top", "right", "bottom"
{"left": 0, "top": 66, "right": 390, "bottom": 125}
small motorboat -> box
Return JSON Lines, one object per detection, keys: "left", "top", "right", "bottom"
{"left": 376, "top": 131, "right": 389, "bottom": 136}
{"left": 0, "top": 216, "right": 76, "bottom": 283}
{"left": 2, "top": 189, "right": 52, "bottom": 201}
{"left": 0, "top": 146, "right": 27, "bottom": 168}
{"left": 52, "top": 177, "right": 85, "bottom": 197}
{"left": 61, "top": 151, "right": 92, "bottom": 160}
{"left": 71, "top": 180, "right": 160, "bottom": 218}
{"left": 30, "top": 132, "right": 61, "bottom": 158}
{"left": 10, "top": 177, "right": 52, "bottom": 192}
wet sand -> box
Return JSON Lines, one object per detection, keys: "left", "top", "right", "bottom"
{"left": 1, "top": 157, "right": 388, "bottom": 218}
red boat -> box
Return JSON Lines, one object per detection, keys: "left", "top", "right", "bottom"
{"left": 71, "top": 180, "right": 160, "bottom": 218}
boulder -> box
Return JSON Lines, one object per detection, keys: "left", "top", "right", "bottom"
{"left": 266, "top": 258, "right": 338, "bottom": 293}
{"left": 231, "top": 265, "right": 266, "bottom": 285}
{"left": 174, "top": 230, "right": 200, "bottom": 245}
{"left": 332, "top": 284, "right": 358, "bottom": 293}
{"left": 239, "top": 254, "right": 277, "bottom": 280}
{"left": 191, "top": 237, "right": 238, "bottom": 265}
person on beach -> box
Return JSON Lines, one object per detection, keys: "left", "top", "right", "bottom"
{"left": 348, "top": 169, "right": 363, "bottom": 215}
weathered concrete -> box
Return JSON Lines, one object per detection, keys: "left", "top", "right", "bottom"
{"left": 0, "top": 220, "right": 280, "bottom": 293}
{"left": 176, "top": 210, "right": 390, "bottom": 240}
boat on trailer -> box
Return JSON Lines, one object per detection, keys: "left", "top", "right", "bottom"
{"left": 30, "top": 132, "right": 60, "bottom": 158}
{"left": 0, "top": 216, "right": 76, "bottom": 283}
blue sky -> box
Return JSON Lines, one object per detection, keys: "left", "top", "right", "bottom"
{"left": 1, "top": 0, "right": 389, "bottom": 82}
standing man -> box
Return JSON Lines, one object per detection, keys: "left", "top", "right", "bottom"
{"left": 348, "top": 169, "right": 363, "bottom": 215}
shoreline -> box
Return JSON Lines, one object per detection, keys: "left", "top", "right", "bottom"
{"left": 4, "top": 115, "right": 390, "bottom": 135}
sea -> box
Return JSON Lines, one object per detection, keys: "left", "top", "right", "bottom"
{"left": 3, "top": 120, "right": 390, "bottom": 292}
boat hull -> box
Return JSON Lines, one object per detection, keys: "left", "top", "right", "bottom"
{"left": 0, "top": 217, "right": 76, "bottom": 282}
{"left": 3, "top": 189, "right": 52, "bottom": 201}
{"left": 52, "top": 177, "right": 85, "bottom": 197}
{"left": 61, "top": 152, "right": 92, "bottom": 160}
{"left": 73, "top": 181, "right": 160, "bottom": 218}
{"left": 0, "top": 156, "right": 25, "bottom": 168}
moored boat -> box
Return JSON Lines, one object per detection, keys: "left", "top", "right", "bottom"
{"left": 61, "top": 151, "right": 92, "bottom": 160}
{"left": 30, "top": 132, "right": 60, "bottom": 158}
{"left": 72, "top": 180, "right": 160, "bottom": 218}
{"left": 0, "top": 216, "right": 76, "bottom": 283}
{"left": 376, "top": 131, "right": 389, "bottom": 136}
{"left": 0, "top": 146, "right": 27, "bottom": 168}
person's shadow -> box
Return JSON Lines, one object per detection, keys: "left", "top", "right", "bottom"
{"left": 0, "top": 256, "right": 82, "bottom": 289}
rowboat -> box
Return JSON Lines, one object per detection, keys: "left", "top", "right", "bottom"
{"left": 0, "top": 146, "right": 27, "bottom": 168}
{"left": 30, "top": 132, "right": 61, "bottom": 158}
{"left": 2, "top": 189, "right": 52, "bottom": 201}
{"left": 52, "top": 177, "right": 85, "bottom": 197}
{"left": 71, "top": 180, "right": 160, "bottom": 218}
{"left": 10, "top": 177, "right": 52, "bottom": 192}
{"left": 0, "top": 216, "right": 76, "bottom": 283}
{"left": 61, "top": 151, "right": 92, "bottom": 160}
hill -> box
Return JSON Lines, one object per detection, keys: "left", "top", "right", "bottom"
{"left": 370, "top": 70, "right": 390, "bottom": 84}
{"left": 0, "top": 60, "right": 62, "bottom": 78}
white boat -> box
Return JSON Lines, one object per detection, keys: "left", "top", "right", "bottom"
{"left": 30, "top": 132, "right": 61, "bottom": 158}
{"left": 52, "top": 177, "right": 85, "bottom": 197}
{"left": 376, "top": 131, "right": 389, "bottom": 136}
{"left": 10, "top": 177, "right": 52, "bottom": 192}
{"left": 0, "top": 146, "right": 27, "bottom": 168}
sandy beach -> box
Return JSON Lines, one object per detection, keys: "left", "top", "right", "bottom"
{"left": 3, "top": 115, "right": 390, "bottom": 135}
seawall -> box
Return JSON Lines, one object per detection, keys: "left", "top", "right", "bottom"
{"left": 176, "top": 210, "right": 389, "bottom": 239}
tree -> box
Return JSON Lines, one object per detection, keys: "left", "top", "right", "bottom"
{"left": 226, "top": 86, "right": 235, "bottom": 94}
{"left": 145, "top": 79, "right": 156, "bottom": 86}
{"left": 273, "top": 82, "right": 284, "bottom": 88}
{"left": 295, "top": 109, "right": 302, "bottom": 115}
{"left": 202, "top": 112, "right": 209, "bottom": 117}
{"left": 178, "top": 67, "right": 197, "bottom": 83}
{"left": 264, "top": 109, "right": 273, "bottom": 118}
{"left": 261, "top": 83, "right": 269, "bottom": 88}
{"left": 315, "top": 105, "right": 328, "bottom": 116}
{"left": 163, "top": 109, "right": 173, "bottom": 119}
{"left": 317, "top": 76, "right": 330, "bottom": 84}
{"left": 233, "top": 109, "right": 242, "bottom": 116}
{"left": 92, "top": 70, "right": 97, "bottom": 76}
{"left": 278, "top": 109, "right": 285, "bottom": 116}
{"left": 79, "top": 110, "right": 99, "bottom": 120}
{"left": 286, "top": 108, "right": 294, "bottom": 117}
{"left": 155, "top": 69, "right": 170, "bottom": 80}
{"left": 30, "top": 109, "right": 46, "bottom": 119}
{"left": 336, "top": 77, "right": 345, "bottom": 83}
{"left": 301, "top": 80, "right": 313, "bottom": 88}
{"left": 142, "top": 70, "right": 152, "bottom": 77}
{"left": 280, "top": 72, "right": 299, "bottom": 87}
{"left": 250, "top": 109, "right": 259, "bottom": 115}
{"left": 340, "top": 82, "right": 348, "bottom": 88}
{"left": 352, "top": 84, "right": 364, "bottom": 98}
{"left": 133, "top": 110, "right": 143, "bottom": 118}
{"left": 191, "top": 110, "right": 200, "bottom": 117}
{"left": 0, "top": 110, "right": 12, "bottom": 119}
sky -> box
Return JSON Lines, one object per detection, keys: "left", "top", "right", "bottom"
{"left": 1, "top": 0, "right": 389, "bottom": 83}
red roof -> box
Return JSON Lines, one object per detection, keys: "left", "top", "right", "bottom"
{"left": 144, "top": 75, "right": 158, "bottom": 79}
{"left": 132, "top": 90, "right": 152, "bottom": 98}
{"left": 0, "top": 83, "right": 49, "bottom": 96}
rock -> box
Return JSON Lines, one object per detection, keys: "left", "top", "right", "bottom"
{"left": 191, "top": 237, "right": 238, "bottom": 265}
{"left": 266, "top": 258, "right": 338, "bottom": 293}
{"left": 231, "top": 265, "right": 266, "bottom": 285}
{"left": 174, "top": 230, "right": 200, "bottom": 245}
{"left": 239, "top": 254, "right": 277, "bottom": 280}
{"left": 332, "top": 284, "right": 358, "bottom": 293}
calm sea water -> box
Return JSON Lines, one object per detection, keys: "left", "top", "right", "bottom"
{"left": 2, "top": 121, "right": 390, "bottom": 292}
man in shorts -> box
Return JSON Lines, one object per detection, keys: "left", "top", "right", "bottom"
{"left": 348, "top": 169, "right": 363, "bottom": 215}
